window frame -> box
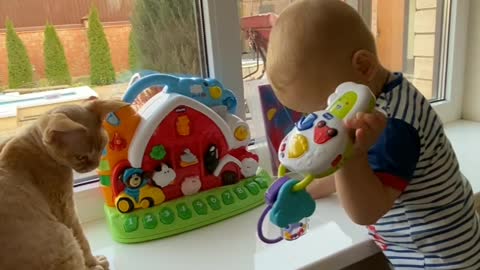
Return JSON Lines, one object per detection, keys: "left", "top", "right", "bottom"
{"left": 356, "top": 0, "right": 467, "bottom": 123}
{"left": 203, "top": 0, "right": 245, "bottom": 119}
{"left": 430, "top": 0, "right": 469, "bottom": 123}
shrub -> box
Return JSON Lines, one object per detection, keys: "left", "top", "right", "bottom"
{"left": 130, "top": 0, "right": 200, "bottom": 75}
{"left": 5, "top": 19, "right": 33, "bottom": 89}
{"left": 128, "top": 31, "right": 139, "bottom": 71}
{"left": 87, "top": 7, "right": 115, "bottom": 85}
{"left": 44, "top": 23, "right": 71, "bottom": 85}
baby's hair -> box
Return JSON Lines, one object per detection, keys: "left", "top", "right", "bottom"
{"left": 266, "top": 0, "right": 376, "bottom": 95}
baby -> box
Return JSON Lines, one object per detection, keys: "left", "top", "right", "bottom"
{"left": 266, "top": 0, "right": 480, "bottom": 269}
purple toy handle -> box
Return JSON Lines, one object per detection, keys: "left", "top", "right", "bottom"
{"left": 257, "top": 176, "right": 292, "bottom": 244}
{"left": 257, "top": 204, "right": 283, "bottom": 244}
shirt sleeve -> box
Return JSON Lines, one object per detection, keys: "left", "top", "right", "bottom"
{"left": 368, "top": 118, "right": 421, "bottom": 192}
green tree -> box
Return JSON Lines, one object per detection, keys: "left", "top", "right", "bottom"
{"left": 87, "top": 7, "right": 115, "bottom": 85}
{"left": 128, "top": 31, "right": 139, "bottom": 71}
{"left": 5, "top": 19, "right": 33, "bottom": 89}
{"left": 130, "top": 0, "right": 200, "bottom": 75}
{"left": 44, "top": 23, "right": 71, "bottom": 85}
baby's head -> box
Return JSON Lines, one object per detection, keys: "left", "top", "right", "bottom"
{"left": 267, "top": 0, "right": 384, "bottom": 113}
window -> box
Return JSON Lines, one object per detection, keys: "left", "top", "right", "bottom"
{"left": 369, "top": 0, "right": 448, "bottom": 101}
{"left": 236, "top": 0, "right": 464, "bottom": 173}
{"left": 0, "top": 0, "right": 207, "bottom": 184}
{"left": 345, "top": 0, "right": 467, "bottom": 123}
{"left": 0, "top": 0, "right": 467, "bottom": 186}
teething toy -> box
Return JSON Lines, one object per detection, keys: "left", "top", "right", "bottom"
{"left": 257, "top": 82, "right": 376, "bottom": 243}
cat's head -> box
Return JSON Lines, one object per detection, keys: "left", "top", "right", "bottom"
{"left": 39, "top": 98, "right": 128, "bottom": 173}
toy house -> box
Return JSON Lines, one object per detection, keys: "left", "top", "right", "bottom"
{"left": 97, "top": 73, "right": 271, "bottom": 243}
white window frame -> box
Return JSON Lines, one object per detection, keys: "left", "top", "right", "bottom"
{"left": 356, "top": 0, "right": 468, "bottom": 123}
{"left": 430, "top": 0, "right": 469, "bottom": 123}
{"left": 203, "top": 0, "right": 245, "bottom": 119}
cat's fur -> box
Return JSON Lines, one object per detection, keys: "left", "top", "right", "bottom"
{"left": 0, "top": 99, "right": 127, "bottom": 270}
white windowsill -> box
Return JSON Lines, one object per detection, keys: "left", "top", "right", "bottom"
{"left": 81, "top": 193, "right": 378, "bottom": 270}
{"left": 77, "top": 120, "right": 480, "bottom": 270}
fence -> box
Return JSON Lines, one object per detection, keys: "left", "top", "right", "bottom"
{"left": 0, "top": 0, "right": 133, "bottom": 30}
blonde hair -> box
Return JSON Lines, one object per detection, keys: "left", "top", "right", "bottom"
{"left": 266, "top": 0, "right": 376, "bottom": 94}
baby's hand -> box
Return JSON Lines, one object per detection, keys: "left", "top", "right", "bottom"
{"left": 344, "top": 110, "right": 387, "bottom": 155}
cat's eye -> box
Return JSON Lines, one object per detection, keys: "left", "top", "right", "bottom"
{"left": 76, "top": 155, "right": 87, "bottom": 161}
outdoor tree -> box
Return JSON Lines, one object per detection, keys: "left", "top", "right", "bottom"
{"left": 87, "top": 7, "right": 115, "bottom": 85}
{"left": 128, "top": 31, "right": 139, "bottom": 71}
{"left": 44, "top": 23, "right": 71, "bottom": 85}
{"left": 130, "top": 0, "right": 200, "bottom": 75}
{"left": 5, "top": 19, "right": 33, "bottom": 89}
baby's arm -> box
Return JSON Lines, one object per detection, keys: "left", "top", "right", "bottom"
{"left": 336, "top": 112, "right": 420, "bottom": 225}
{"left": 306, "top": 175, "right": 336, "bottom": 199}
{"left": 335, "top": 153, "right": 401, "bottom": 225}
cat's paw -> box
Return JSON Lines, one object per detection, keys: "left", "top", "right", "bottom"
{"left": 86, "top": 255, "right": 109, "bottom": 270}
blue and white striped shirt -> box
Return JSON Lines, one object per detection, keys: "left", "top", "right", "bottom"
{"left": 367, "top": 73, "right": 480, "bottom": 269}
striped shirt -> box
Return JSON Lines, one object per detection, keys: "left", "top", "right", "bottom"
{"left": 367, "top": 73, "right": 480, "bottom": 269}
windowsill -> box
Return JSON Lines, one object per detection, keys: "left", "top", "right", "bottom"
{"left": 82, "top": 194, "right": 378, "bottom": 270}
{"left": 444, "top": 120, "right": 480, "bottom": 192}
{"left": 78, "top": 120, "right": 480, "bottom": 270}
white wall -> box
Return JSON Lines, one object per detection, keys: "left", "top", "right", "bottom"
{"left": 462, "top": 0, "right": 480, "bottom": 121}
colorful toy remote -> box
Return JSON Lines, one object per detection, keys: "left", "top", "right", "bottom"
{"left": 257, "top": 82, "right": 376, "bottom": 244}
{"left": 98, "top": 72, "right": 272, "bottom": 243}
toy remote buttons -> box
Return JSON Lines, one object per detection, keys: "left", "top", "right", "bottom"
{"left": 258, "top": 82, "right": 376, "bottom": 244}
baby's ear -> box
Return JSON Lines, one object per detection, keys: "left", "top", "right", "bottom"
{"left": 352, "top": 49, "right": 378, "bottom": 82}
{"left": 85, "top": 99, "right": 129, "bottom": 120}
{"left": 43, "top": 113, "right": 87, "bottom": 145}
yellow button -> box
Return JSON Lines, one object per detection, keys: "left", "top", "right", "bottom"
{"left": 267, "top": 108, "right": 277, "bottom": 120}
{"left": 209, "top": 86, "right": 222, "bottom": 99}
{"left": 234, "top": 126, "right": 249, "bottom": 141}
{"left": 287, "top": 134, "right": 309, "bottom": 158}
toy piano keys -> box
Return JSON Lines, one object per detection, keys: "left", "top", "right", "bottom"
{"left": 98, "top": 73, "right": 272, "bottom": 243}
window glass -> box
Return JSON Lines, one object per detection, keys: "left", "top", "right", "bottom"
{"left": 238, "top": 0, "right": 451, "bottom": 173}
{"left": 0, "top": 0, "right": 206, "bottom": 184}
{"left": 239, "top": 0, "right": 449, "bottom": 135}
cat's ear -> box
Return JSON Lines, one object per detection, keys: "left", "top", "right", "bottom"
{"left": 85, "top": 99, "right": 129, "bottom": 120}
{"left": 43, "top": 113, "right": 87, "bottom": 145}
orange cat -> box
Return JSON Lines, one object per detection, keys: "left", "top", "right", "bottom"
{"left": 0, "top": 99, "right": 127, "bottom": 270}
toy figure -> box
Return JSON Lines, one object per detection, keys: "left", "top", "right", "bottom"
{"left": 122, "top": 168, "right": 147, "bottom": 202}
{"left": 176, "top": 115, "right": 191, "bottom": 136}
{"left": 283, "top": 222, "right": 307, "bottom": 240}
{"left": 181, "top": 176, "right": 202, "bottom": 195}
{"left": 152, "top": 164, "right": 176, "bottom": 187}
{"left": 180, "top": 149, "right": 199, "bottom": 167}
{"left": 115, "top": 167, "right": 166, "bottom": 213}
{"left": 204, "top": 145, "right": 219, "bottom": 174}
{"left": 109, "top": 132, "right": 127, "bottom": 151}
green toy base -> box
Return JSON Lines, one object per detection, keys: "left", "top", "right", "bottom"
{"left": 104, "top": 170, "right": 272, "bottom": 243}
